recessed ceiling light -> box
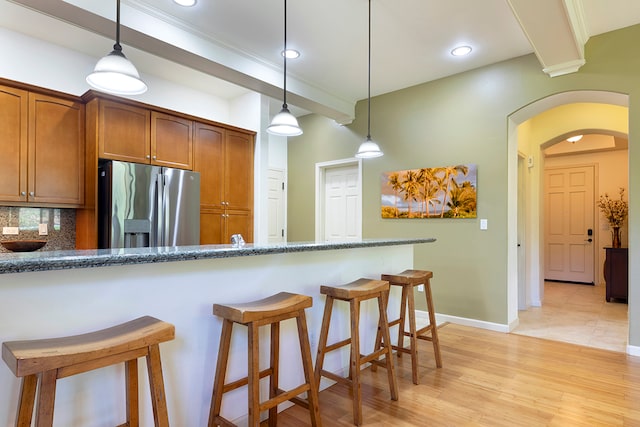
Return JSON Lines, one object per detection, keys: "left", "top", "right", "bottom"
{"left": 281, "top": 49, "right": 300, "bottom": 59}
{"left": 451, "top": 45, "right": 472, "bottom": 57}
{"left": 174, "top": 0, "right": 196, "bottom": 6}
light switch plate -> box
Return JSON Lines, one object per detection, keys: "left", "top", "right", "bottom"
{"left": 39, "top": 223, "right": 48, "bottom": 236}
{"left": 480, "top": 219, "right": 488, "bottom": 230}
{"left": 2, "top": 226, "right": 19, "bottom": 235}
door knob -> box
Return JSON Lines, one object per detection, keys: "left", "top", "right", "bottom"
{"left": 585, "top": 238, "right": 593, "bottom": 243}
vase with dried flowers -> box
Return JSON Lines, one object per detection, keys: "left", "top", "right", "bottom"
{"left": 597, "top": 188, "right": 628, "bottom": 248}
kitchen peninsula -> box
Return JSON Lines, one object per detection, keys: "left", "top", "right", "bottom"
{"left": 0, "top": 238, "right": 434, "bottom": 426}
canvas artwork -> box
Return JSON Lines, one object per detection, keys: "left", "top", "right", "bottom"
{"left": 381, "top": 164, "right": 477, "bottom": 218}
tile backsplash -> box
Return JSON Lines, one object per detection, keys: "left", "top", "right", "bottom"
{"left": 0, "top": 207, "right": 75, "bottom": 252}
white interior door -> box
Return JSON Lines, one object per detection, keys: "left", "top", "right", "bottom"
{"left": 324, "top": 164, "right": 361, "bottom": 242}
{"left": 544, "top": 165, "right": 595, "bottom": 283}
{"left": 267, "top": 168, "right": 285, "bottom": 243}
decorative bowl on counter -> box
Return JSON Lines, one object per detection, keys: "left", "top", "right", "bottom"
{"left": 1, "top": 240, "right": 47, "bottom": 252}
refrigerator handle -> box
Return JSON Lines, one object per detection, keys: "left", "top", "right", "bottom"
{"left": 156, "top": 173, "right": 165, "bottom": 246}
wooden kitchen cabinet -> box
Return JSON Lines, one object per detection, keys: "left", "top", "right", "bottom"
{"left": 0, "top": 83, "right": 84, "bottom": 206}
{"left": 604, "top": 247, "right": 628, "bottom": 302}
{"left": 193, "top": 122, "right": 254, "bottom": 244}
{"left": 200, "top": 209, "right": 252, "bottom": 245}
{"left": 0, "top": 85, "right": 28, "bottom": 203}
{"left": 98, "top": 100, "right": 150, "bottom": 164}
{"left": 151, "top": 112, "right": 193, "bottom": 169}
{"left": 78, "top": 91, "right": 253, "bottom": 249}
{"left": 95, "top": 98, "right": 193, "bottom": 169}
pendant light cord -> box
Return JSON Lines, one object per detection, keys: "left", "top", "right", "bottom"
{"left": 282, "top": 0, "right": 288, "bottom": 108}
{"left": 114, "top": 0, "right": 123, "bottom": 53}
{"left": 367, "top": 0, "right": 371, "bottom": 140}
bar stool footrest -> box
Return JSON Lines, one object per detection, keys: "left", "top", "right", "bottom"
{"left": 211, "top": 415, "right": 236, "bottom": 427}
{"left": 261, "top": 384, "right": 311, "bottom": 412}
{"left": 222, "top": 367, "right": 274, "bottom": 394}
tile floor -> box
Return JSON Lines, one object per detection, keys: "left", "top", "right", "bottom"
{"left": 512, "top": 280, "right": 629, "bottom": 352}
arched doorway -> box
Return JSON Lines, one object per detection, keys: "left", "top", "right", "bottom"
{"left": 506, "top": 91, "right": 632, "bottom": 353}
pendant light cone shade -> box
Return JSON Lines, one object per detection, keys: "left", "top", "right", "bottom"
{"left": 355, "top": 0, "right": 383, "bottom": 159}
{"left": 356, "top": 136, "right": 383, "bottom": 158}
{"left": 86, "top": 0, "right": 147, "bottom": 95}
{"left": 267, "top": 106, "right": 303, "bottom": 136}
{"left": 267, "top": 0, "right": 302, "bottom": 136}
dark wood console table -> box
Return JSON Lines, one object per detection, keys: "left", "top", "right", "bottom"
{"left": 604, "top": 247, "right": 628, "bottom": 302}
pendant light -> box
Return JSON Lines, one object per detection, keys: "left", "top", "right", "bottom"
{"left": 355, "top": 0, "right": 383, "bottom": 158}
{"left": 86, "top": 0, "right": 147, "bottom": 95}
{"left": 267, "top": 0, "right": 303, "bottom": 136}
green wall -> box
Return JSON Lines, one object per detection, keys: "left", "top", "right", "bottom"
{"left": 288, "top": 25, "right": 640, "bottom": 347}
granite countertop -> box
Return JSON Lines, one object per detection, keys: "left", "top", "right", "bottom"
{"left": 0, "top": 238, "right": 436, "bottom": 274}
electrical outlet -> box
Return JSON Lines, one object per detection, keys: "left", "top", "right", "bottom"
{"left": 417, "top": 284, "right": 424, "bottom": 292}
{"left": 2, "top": 226, "right": 19, "bottom": 235}
{"left": 39, "top": 223, "right": 48, "bottom": 236}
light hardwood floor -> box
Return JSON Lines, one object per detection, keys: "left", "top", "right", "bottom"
{"left": 277, "top": 323, "right": 640, "bottom": 426}
{"left": 513, "top": 281, "right": 629, "bottom": 352}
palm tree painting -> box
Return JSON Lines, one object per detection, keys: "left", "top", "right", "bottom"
{"left": 381, "top": 164, "right": 477, "bottom": 218}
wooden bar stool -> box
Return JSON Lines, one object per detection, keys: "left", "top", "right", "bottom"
{"left": 209, "top": 292, "right": 321, "bottom": 427}
{"left": 314, "top": 278, "right": 398, "bottom": 426}
{"left": 378, "top": 269, "right": 442, "bottom": 385}
{"left": 1, "top": 316, "right": 175, "bottom": 427}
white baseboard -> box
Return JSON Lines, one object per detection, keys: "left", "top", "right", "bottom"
{"left": 628, "top": 344, "right": 640, "bottom": 357}
{"left": 416, "top": 310, "right": 511, "bottom": 333}
{"left": 417, "top": 310, "right": 640, "bottom": 358}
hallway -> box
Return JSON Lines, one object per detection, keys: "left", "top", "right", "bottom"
{"left": 512, "top": 281, "right": 628, "bottom": 352}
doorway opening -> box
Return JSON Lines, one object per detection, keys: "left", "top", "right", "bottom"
{"left": 507, "top": 91, "right": 631, "bottom": 353}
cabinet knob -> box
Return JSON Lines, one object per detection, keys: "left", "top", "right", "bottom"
{"left": 21, "top": 191, "right": 26, "bottom": 196}
{"left": 153, "top": 156, "right": 157, "bottom": 160}
{"left": 146, "top": 155, "right": 151, "bottom": 159}
{"left": 29, "top": 192, "right": 34, "bottom": 197}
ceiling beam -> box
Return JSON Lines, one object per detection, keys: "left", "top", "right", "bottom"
{"left": 8, "top": 0, "right": 355, "bottom": 123}
{"left": 507, "top": 0, "right": 587, "bottom": 77}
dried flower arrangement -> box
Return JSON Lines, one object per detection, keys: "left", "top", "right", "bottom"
{"left": 597, "top": 187, "right": 628, "bottom": 228}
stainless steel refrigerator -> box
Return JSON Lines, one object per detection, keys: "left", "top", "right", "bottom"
{"left": 98, "top": 160, "right": 200, "bottom": 249}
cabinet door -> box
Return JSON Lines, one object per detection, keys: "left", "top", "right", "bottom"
{"left": 226, "top": 209, "right": 253, "bottom": 244}
{"left": 193, "top": 122, "right": 224, "bottom": 209}
{"left": 200, "top": 209, "right": 224, "bottom": 245}
{"left": 225, "top": 130, "right": 254, "bottom": 210}
{"left": 0, "top": 85, "right": 28, "bottom": 202}
{"left": 28, "top": 93, "right": 85, "bottom": 206}
{"left": 151, "top": 112, "right": 193, "bottom": 169}
{"left": 98, "top": 100, "right": 150, "bottom": 163}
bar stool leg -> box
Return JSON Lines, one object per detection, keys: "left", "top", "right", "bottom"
{"left": 269, "top": 321, "right": 280, "bottom": 427}
{"left": 248, "top": 322, "right": 260, "bottom": 427}
{"left": 377, "top": 293, "right": 398, "bottom": 400}
{"left": 406, "top": 286, "right": 419, "bottom": 384}
{"left": 209, "top": 319, "right": 233, "bottom": 427}
{"left": 314, "top": 296, "right": 334, "bottom": 386}
{"left": 397, "top": 285, "right": 409, "bottom": 359}
{"left": 125, "top": 359, "right": 139, "bottom": 427}
{"left": 146, "top": 344, "right": 170, "bottom": 427}
{"left": 296, "top": 310, "right": 322, "bottom": 427}
{"left": 35, "top": 369, "right": 56, "bottom": 427}
{"left": 16, "top": 375, "right": 37, "bottom": 427}
{"left": 424, "top": 282, "right": 442, "bottom": 368}
{"left": 349, "top": 298, "right": 362, "bottom": 426}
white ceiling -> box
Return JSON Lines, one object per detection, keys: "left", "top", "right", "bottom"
{"left": 4, "top": 0, "right": 640, "bottom": 123}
